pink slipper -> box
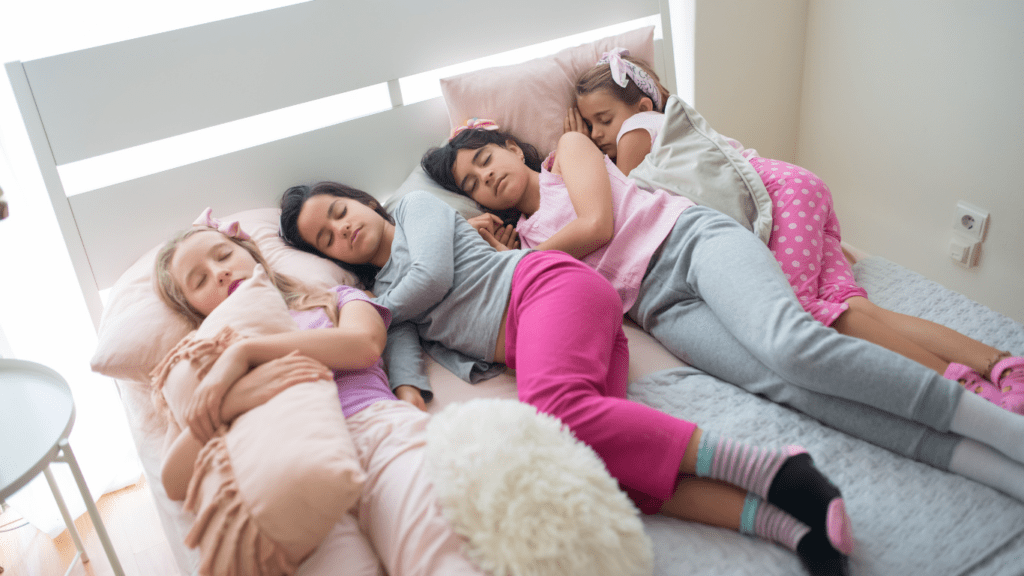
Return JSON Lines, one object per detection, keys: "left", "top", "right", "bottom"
{"left": 946, "top": 362, "right": 1002, "bottom": 403}
{"left": 989, "top": 356, "right": 1024, "bottom": 415}
{"left": 991, "top": 356, "right": 1024, "bottom": 395}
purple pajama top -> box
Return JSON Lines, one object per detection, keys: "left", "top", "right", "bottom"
{"left": 289, "top": 285, "right": 395, "bottom": 417}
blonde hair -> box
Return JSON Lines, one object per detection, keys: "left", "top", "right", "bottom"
{"left": 154, "top": 226, "right": 339, "bottom": 328}
{"left": 574, "top": 55, "right": 670, "bottom": 113}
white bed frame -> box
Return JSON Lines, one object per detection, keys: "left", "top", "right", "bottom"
{"left": 6, "top": 0, "right": 677, "bottom": 331}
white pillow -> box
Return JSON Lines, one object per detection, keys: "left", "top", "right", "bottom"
{"left": 383, "top": 166, "right": 483, "bottom": 221}
{"left": 629, "top": 96, "right": 774, "bottom": 243}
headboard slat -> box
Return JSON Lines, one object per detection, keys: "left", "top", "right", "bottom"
{"left": 70, "top": 97, "right": 450, "bottom": 292}
{"left": 22, "top": 0, "right": 664, "bottom": 165}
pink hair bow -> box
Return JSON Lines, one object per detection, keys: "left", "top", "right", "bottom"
{"left": 193, "top": 207, "right": 251, "bottom": 241}
{"left": 451, "top": 118, "right": 500, "bottom": 140}
{"left": 596, "top": 48, "right": 662, "bottom": 110}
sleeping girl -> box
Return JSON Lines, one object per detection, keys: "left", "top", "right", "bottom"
{"left": 153, "top": 217, "right": 487, "bottom": 576}
{"left": 418, "top": 122, "right": 1024, "bottom": 506}
{"left": 279, "top": 182, "right": 856, "bottom": 575}
{"left": 565, "top": 49, "right": 1024, "bottom": 412}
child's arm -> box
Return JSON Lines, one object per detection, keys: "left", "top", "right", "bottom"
{"left": 162, "top": 352, "right": 334, "bottom": 500}
{"left": 614, "top": 129, "right": 653, "bottom": 175}
{"left": 532, "top": 131, "right": 615, "bottom": 259}
{"left": 187, "top": 300, "right": 387, "bottom": 442}
{"left": 162, "top": 429, "right": 203, "bottom": 501}
{"left": 372, "top": 192, "right": 457, "bottom": 322}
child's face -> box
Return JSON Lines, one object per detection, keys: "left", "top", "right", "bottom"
{"left": 170, "top": 230, "right": 257, "bottom": 317}
{"left": 576, "top": 89, "right": 648, "bottom": 160}
{"left": 296, "top": 195, "right": 392, "bottom": 267}
{"left": 452, "top": 142, "right": 530, "bottom": 211}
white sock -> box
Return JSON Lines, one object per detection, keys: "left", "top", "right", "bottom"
{"left": 948, "top": 438, "right": 1024, "bottom": 502}
{"left": 948, "top": 392, "right": 1024, "bottom": 464}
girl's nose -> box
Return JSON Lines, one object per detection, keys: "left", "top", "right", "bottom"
{"left": 217, "top": 268, "right": 231, "bottom": 283}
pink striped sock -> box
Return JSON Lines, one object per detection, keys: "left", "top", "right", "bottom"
{"left": 694, "top": 432, "right": 799, "bottom": 498}
{"left": 740, "top": 494, "right": 810, "bottom": 552}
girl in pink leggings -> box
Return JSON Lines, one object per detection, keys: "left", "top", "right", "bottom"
{"left": 563, "top": 49, "right": 1024, "bottom": 412}
{"left": 281, "top": 182, "right": 856, "bottom": 575}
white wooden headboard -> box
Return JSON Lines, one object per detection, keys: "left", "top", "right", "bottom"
{"left": 6, "top": 0, "right": 677, "bottom": 328}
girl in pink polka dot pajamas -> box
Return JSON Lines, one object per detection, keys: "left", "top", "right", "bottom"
{"left": 562, "top": 51, "right": 1024, "bottom": 412}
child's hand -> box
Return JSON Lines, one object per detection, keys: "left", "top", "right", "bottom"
{"left": 563, "top": 106, "right": 590, "bottom": 136}
{"left": 186, "top": 343, "right": 251, "bottom": 443}
{"left": 395, "top": 384, "right": 427, "bottom": 411}
{"left": 466, "top": 213, "right": 503, "bottom": 235}
{"left": 479, "top": 224, "right": 520, "bottom": 251}
{"left": 220, "top": 351, "right": 333, "bottom": 422}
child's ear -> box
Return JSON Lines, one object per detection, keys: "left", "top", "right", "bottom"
{"left": 638, "top": 97, "right": 654, "bottom": 113}
{"left": 504, "top": 139, "right": 524, "bottom": 159}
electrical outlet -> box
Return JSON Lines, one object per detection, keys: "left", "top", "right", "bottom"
{"left": 949, "top": 235, "right": 980, "bottom": 268}
{"left": 953, "top": 201, "right": 989, "bottom": 241}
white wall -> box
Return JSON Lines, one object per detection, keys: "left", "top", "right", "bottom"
{"left": 694, "top": 0, "right": 1023, "bottom": 323}
{"left": 693, "top": 0, "right": 808, "bottom": 162}
{"left": 798, "top": 0, "right": 1023, "bottom": 323}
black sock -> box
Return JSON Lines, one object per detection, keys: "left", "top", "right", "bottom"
{"left": 796, "top": 530, "right": 850, "bottom": 576}
{"left": 767, "top": 453, "right": 842, "bottom": 536}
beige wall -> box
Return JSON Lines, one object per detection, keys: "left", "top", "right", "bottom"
{"left": 693, "top": 0, "right": 808, "bottom": 162}
{"left": 692, "top": 0, "right": 1023, "bottom": 323}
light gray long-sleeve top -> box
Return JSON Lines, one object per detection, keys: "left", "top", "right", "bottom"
{"left": 371, "top": 190, "right": 529, "bottom": 399}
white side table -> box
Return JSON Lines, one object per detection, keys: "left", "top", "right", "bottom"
{"left": 0, "top": 358, "right": 126, "bottom": 576}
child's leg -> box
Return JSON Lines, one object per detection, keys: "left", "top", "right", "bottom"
{"left": 660, "top": 477, "right": 849, "bottom": 573}
{"left": 843, "top": 296, "right": 1008, "bottom": 376}
{"left": 631, "top": 206, "right": 1024, "bottom": 465}
{"left": 833, "top": 297, "right": 949, "bottom": 374}
{"left": 753, "top": 157, "right": 863, "bottom": 327}
{"left": 505, "top": 251, "right": 696, "bottom": 507}
{"left": 679, "top": 428, "right": 852, "bottom": 555}
{"left": 346, "top": 401, "right": 486, "bottom": 576}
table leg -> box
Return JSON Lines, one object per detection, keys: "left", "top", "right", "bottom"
{"left": 42, "top": 466, "right": 88, "bottom": 564}
{"left": 57, "top": 439, "right": 126, "bottom": 576}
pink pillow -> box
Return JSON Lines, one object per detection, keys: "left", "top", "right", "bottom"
{"left": 441, "top": 26, "right": 655, "bottom": 157}
{"left": 90, "top": 208, "right": 357, "bottom": 384}
{"left": 153, "top": 264, "right": 364, "bottom": 575}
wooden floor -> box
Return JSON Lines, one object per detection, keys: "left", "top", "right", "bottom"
{"left": 0, "top": 476, "right": 182, "bottom": 576}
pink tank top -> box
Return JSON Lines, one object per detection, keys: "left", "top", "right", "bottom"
{"left": 516, "top": 153, "right": 694, "bottom": 312}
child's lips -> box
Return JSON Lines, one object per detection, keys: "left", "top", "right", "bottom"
{"left": 228, "top": 279, "right": 243, "bottom": 295}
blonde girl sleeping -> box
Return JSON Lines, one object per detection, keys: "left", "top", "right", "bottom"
{"left": 153, "top": 215, "right": 487, "bottom": 576}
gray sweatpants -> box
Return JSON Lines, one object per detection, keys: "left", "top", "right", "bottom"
{"left": 628, "top": 206, "right": 964, "bottom": 470}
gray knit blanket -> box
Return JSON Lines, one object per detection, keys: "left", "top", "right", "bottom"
{"left": 631, "top": 256, "right": 1024, "bottom": 576}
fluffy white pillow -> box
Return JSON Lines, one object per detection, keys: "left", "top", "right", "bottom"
{"left": 441, "top": 26, "right": 655, "bottom": 157}
{"left": 426, "top": 398, "right": 653, "bottom": 576}
{"left": 90, "top": 208, "right": 357, "bottom": 383}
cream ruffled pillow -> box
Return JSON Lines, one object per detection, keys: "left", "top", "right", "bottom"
{"left": 152, "top": 264, "right": 363, "bottom": 575}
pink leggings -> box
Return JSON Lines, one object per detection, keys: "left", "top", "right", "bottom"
{"left": 750, "top": 157, "right": 868, "bottom": 327}
{"left": 505, "top": 251, "right": 697, "bottom": 514}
